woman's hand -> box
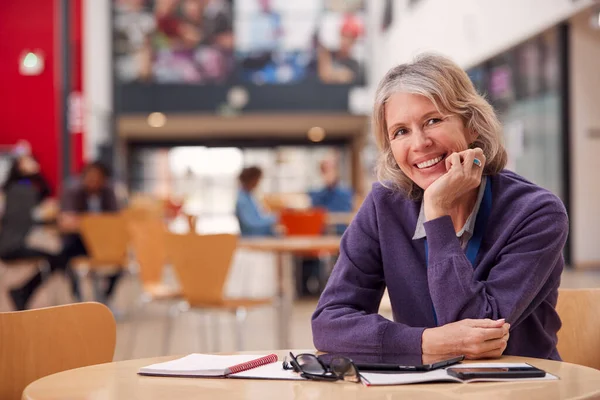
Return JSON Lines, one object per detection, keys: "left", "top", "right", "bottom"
{"left": 423, "top": 148, "right": 486, "bottom": 221}
{"left": 422, "top": 318, "right": 510, "bottom": 359}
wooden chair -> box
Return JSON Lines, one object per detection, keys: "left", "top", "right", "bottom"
{"left": 74, "top": 213, "right": 130, "bottom": 302}
{"left": 556, "top": 288, "right": 600, "bottom": 370}
{"left": 164, "top": 233, "right": 273, "bottom": 352}
{"left": 127, "top": 217, "right": 182, "bottom": 356}
{"left": 0, "top": 302, "right": 116, "bottom": 400}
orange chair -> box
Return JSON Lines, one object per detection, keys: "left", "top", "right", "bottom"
{"left": 127, "top": 217, "right": 182, "bottom": 356}
{"left": 279, "top": 208, "right": 326, "bottom": 236}
{"left": 279, "top": 208, "right": 332, "bottom": 297}
{"left": 0, "top": 302, "right": 116, "bottom": 400}
{"left": 164, "top": 233, "right": 273, "bottom": 351}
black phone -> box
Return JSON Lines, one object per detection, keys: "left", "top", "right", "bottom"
{"left": 318, "top": 353, "right": 465, "bottom": 372}
{"left": 446, "top": 365, "right": 546, "bottom": 380}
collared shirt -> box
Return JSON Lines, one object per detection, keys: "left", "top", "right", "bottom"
{"left": 412, "top": 176, "right": 487, "bottom": 249}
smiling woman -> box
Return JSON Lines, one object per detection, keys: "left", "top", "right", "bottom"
{"left": 311, "top": 53, "right": 569, "bottom": 361}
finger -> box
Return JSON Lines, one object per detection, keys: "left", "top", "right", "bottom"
{"left": 465, "top": 345, "right": 506, "bottom": 360}
{"left": 466, "top": 336, "right": 507, "bottom": 355}
{"left": 444, "top": 152, "right": 462, "bottom": 172}
{"left": 460, "top": 149, "right": 477, "bottom": 176}
{"left": 469, "top": 318, "right": 505, "bottom": 328}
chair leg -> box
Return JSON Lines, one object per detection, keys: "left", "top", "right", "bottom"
{"left": 234, "top": 307, "right": 247, "bottom": 351}
{"left": 126, "top": 295, "right": 147, "bottom": 360}
{"left": 210, "top": 312, "right": 220, "bottom": 352}
{"left": 163, "top": 302, "right": 181, "bottom": 356}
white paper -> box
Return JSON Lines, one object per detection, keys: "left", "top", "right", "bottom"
{"left": 138, "top": 354, "right": 271, "bottom": 377}
{"left": 361, "top": 363, "right": 558, "bottom": 386}
{"left": 230, "top": 361, "right": 305, "bottom": 380}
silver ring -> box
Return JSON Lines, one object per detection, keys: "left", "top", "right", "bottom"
{"left": 473, "top": 158, "right": 482, "bottom": 167}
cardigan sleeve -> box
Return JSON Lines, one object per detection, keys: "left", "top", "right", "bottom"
{"left": 424, "top": 200, "right": 568, "bottom": 328}
{"left": 311, "top": 191, "right": 425, "bottom": 354}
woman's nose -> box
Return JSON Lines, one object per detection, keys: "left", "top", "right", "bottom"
{"left": 412, "top": 129, "right": 433, "bottom": 150}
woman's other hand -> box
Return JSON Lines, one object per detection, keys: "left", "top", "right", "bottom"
{"left": 422, "top": 318, "right": 510, "bottom": 359}
{"left": 423, "top": 148, "right": 486, "bottom": 221}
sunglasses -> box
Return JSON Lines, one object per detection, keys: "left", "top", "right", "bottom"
{"left": 282, "top": 352, "right": 361, "bottom": 383}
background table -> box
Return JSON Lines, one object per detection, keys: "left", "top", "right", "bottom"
{"left": 23, "top": 351, "right": 600, "bottom": 400}
{"left": 238, "top": 236, "right": 342, "bottom": 348}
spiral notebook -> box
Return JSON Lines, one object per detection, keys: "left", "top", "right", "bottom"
{"left": 138, "top": 353, "right": 279, "bottom": 378}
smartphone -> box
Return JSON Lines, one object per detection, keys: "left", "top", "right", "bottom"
{"left": 446, "top": 365, "right": 546, "bottom": 380}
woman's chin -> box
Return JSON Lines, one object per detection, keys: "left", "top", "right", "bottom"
{"left": 414, "top": 173, "right": 445, "bottom": 191}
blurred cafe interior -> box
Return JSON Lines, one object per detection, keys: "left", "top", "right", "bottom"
{"left": 1, "top": 0, "right": 600, "bottom": 380}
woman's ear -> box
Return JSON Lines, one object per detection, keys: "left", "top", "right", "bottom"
{"left": 468, "top": 130, "right": 479, "bottom": 147}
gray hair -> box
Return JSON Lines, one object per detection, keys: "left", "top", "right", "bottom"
{"left": 373, "top": 53, "right": 507, "bottom": 200}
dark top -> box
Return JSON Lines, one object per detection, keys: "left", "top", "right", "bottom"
{"left": 312, "top": 170, "right": 568, "bottom": 360}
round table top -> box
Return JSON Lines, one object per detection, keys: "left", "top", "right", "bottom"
{"left": 22, "top": 351, "right": 600, "bottom": 400}
{"left": 238, "top": 235, "right": 341, "bottom": 253}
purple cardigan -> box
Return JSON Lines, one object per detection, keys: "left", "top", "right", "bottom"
{"left": 312, "top": 170, "right": 568, "bottom": 360}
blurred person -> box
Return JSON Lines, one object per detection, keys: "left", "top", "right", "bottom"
{"left": 114, "top": 0, "right": 155, "bottom": 81}
{"left": 317, "top": 14, "right": 363, "bottom": 84}
{"left": 0, "top": 153, "right": 58, "bottom": 310}
{"left": 9, "top": 162, "right": 124, "bottom": 310}
{"left": 308, "top": 157, "right": 353, "bottom": 235}
{"left": 295, "top": 157, "right": 353, "bottom": 298}
{"left": 312, "top": 54, "right": 568, "bottom": 360}
{"left": 235, "top": 166, "right": 277, "bottom": 236}
{"left": 0, "top": 154, "right": 53, "bottom": 261}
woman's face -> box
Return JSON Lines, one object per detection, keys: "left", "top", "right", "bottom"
{"left": 18, "top": 156, "right": 39, "bottom": 176}
{"left": 385, "top": 92, "right": 475, "bottom": 190}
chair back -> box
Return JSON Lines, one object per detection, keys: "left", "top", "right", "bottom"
{"left": 79, "top": 213, "right": 129, "bottom": 265}
{"left": 280, "top": 208, "right": 326, "bottom": 236}
{"left": 262, "top": 193, "right": 310, "bottom": 213}
{"left": 0, "top": 302, "right": 116, "bottom": 400}
{"left": 128, "top": 217, "right": 167, "bottom": 284}
{"left": 164, "top": 233, "right": 238, "bottom": 307}
{"left": 556, "top": 288, "right": 600, "bottom": 369}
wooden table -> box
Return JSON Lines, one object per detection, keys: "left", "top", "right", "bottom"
{"left": 326, "top": 212, "right": 355, "bottom": 227}
{"left": 238, "top": 236, "right": 342, "bottom": 348}
{"left": 22, "top": 352, "right": 600, "bottom": 399}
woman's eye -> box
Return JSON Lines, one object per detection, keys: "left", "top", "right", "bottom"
{"left": 392, "top": 128, "right": 408, "bottom": 138}
{"left": 426, "top": 118, "right": 442, "bottom": 126}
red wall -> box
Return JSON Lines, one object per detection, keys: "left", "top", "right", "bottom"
{"left": 0, "top": 0, "right": 60, "bottom": 193}
{"left": 0, "top": 0, "right": 85, "bottom": 194}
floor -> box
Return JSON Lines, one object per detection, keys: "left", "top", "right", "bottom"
{"left": 2, "top": 258, "right": 600, "bottom": 362}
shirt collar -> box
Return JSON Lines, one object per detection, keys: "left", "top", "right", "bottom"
{"left": 412, "top": 176, "right": 487, "bottom": 240}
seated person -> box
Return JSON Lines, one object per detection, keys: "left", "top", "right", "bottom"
{"left": 295, "top": 157, "right": 354, "bottom": 297}
{"left": 308, "top": 157, "right": 353, "bottom": 235}
{"left": 312, "top": 54, "right": 568, "bottom": 360}
{"left": 0, "top": 153, "right": 54, "bottom": 261}
{"left": 9, "top": 161, "right": 124, "bottom": 309}
{"left": 235, "top": 166, "right": 277, "bottom": 236}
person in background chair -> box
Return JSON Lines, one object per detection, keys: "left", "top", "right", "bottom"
{"left": 308, "top": 157, "right": 353, "bottom": 235}
{"left": 0, "top": 154, "right": 57, "bottom": 310}
{"left": 235, "top": 166, "right": 277, "bottom": 236}
{"left": 295, "top": 157, "right": 354, "bottom": 298}
{"left": 312, "top": 53, "right": 568, "bottom": 360}
{"left": 9, "top": 161, "right": 124, "bottom": 309}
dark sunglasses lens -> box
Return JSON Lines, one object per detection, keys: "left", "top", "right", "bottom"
{"left": 296, "top": 354, "right": 326, "bottom": 375}
{"left": 330, "top": 357, "right": 360, "bottom": 383}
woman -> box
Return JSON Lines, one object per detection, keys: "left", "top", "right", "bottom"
{"left": 235, "top": 166, "right": 277, "bottom": 236}
{"left": 0, "top": 154, "right": 52, "bottom": 261}
{"left": 312, "top": 54, "right": 568, "bottom": 360}
{"left": 0, "top": 155, "right": 56, "bottom": 310}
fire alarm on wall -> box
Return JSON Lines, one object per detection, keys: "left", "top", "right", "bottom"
{"left": 19, "top": 50, "right": 44, "bottom": 76}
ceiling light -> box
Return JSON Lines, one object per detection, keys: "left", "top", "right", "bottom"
{"left": 147, "top": 112, "right": 166, "bottom": 128}
{"left": 307, "top": 126, "right": 326, "bottom": 142}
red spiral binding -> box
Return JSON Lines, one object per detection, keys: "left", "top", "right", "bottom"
{"left": 226, "top": 354, "right": 278, "bottom": 375}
